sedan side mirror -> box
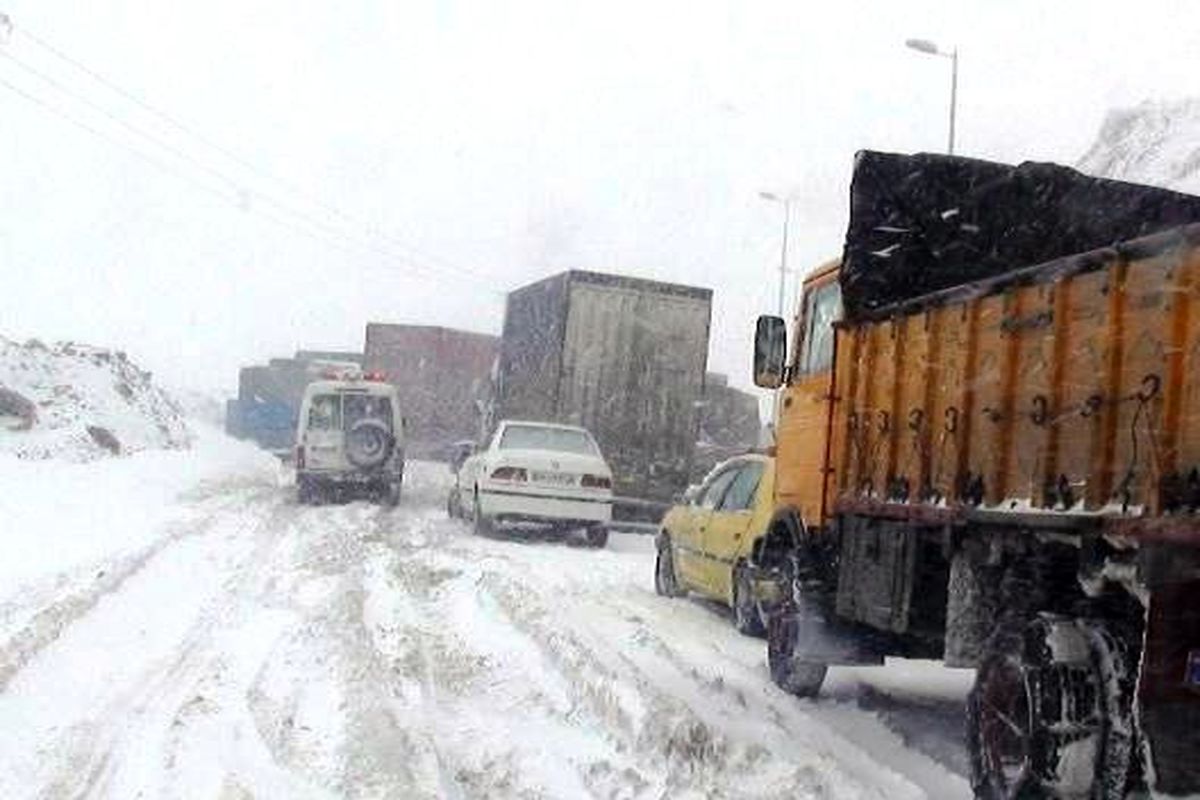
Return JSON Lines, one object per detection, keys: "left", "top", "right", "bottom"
{"left": 682, "top": 484, "right": 701, "bottom": 504}
{"left": 753, "top": 315, "right": 787, "bottom": 389}
{"left": 449, "top": 440, "right": 478, "bottom": 472}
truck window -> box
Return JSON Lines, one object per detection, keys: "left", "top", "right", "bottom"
{"left": 718, "top": 461, "right": 763, "bottom": 511}
{"left": 798, "top": 282, "right": 842, "bottom": 375}
{"left": 307, "top": 394, "right": 341, "bottom": 431}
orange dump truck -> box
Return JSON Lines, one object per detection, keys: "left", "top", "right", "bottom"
{"left": 751, "top": 151, "right": 1200, "bottom": 798}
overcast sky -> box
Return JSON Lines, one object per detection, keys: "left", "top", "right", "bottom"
{"left": 1, "top": 0, "right": 1197, "bottom": 398}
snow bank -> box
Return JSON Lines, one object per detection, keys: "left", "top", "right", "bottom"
{"left": 0, "top": 423, "right": 281, "bottom": 601}
{"left": 1078, "top": 97, "right": 1200, "bottom": 194}
{"left": 0, "top": 335, "right": 190, "bottom": 461}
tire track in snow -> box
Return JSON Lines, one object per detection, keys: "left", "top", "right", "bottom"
{"left": 23, "top": 488, "right": 299, "bottom": 800}
{"left": 2, "top": 459, "right": 970, "bottom": 799}
{"left": 367, "top": 511, "right": 551, "bottom": 797}
{"left": 0, "top": 483, "right": 275, "bottom": 694}
{"left": 375, "top": 517, "right": 860, "bottom": 798}
{"left": 369, "top": 507, "right": 645, "bottom": 798}
{"left": 401, "top": 512, "right": 968, "bottom": 799}
{"left": 577, "top": 586, "right": 971, "bottom": 799}
{"left": 472, "top": 563, "right": 883, "bottom": 799}
{"left": 361, "top": 544, "right": 469, "bottom": 800}
{"left": 15, "top": 496, "right": 446, "bottom": 800}
{"left": 258, "top": 500, "right": 451, "bottom": 799}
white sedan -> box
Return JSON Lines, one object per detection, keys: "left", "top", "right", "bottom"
{"left": 452, "top": 420, "right": 613, "bottom": 547}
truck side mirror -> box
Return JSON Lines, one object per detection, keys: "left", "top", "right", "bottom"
{"left": 753, "top": 315, "right": 787, "bottom": 388}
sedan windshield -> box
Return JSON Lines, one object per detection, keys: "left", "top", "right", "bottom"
{"left": 498, "top": 424, "right": 599, "bottom": 455}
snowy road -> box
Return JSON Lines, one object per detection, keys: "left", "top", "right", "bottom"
{"left": 0, "top": 450, "right": 973, "bottom": 799}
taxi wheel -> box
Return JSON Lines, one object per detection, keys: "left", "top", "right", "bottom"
{"left": 654, "top": 536, "right": 684, "bottom": 597}
{"left": 732, "top": 564, "right": 766, "bottom": 636}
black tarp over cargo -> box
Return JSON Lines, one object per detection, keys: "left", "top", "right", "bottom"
{"left": 839, "top": 150, "right": 1200, "bottom": 320}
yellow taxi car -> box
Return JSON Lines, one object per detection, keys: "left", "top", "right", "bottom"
{"left": 654, "top": 453, "right": 774, "bottom": 634}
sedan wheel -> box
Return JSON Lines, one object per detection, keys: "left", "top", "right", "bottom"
{"left": 584, "top": 524, "right": 608, "bottom": 548}
{"left": 472, "top": 493, "right": 492, "bottom": 537}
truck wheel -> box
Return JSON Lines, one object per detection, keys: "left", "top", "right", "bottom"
{"left": 767, "top": 610, "right": 828, "bottom": 698}
{"left": 654, "top": 536, "right": 684, "bottom": 597}
{"left": 967, "top": 615, "right": 1134, "bottom": 800}
{"left": 584, "top": 525, "right": 608, "bottom": 548}
{"left": 732, "top": 565, "right": 766, "bottom": 636}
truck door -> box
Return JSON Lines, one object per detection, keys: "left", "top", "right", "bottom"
{"left": 775, "top": 279, "right": 841, "bottom": 526}
{"left": 703, "top": 459, "right": 763, "bottom": 599}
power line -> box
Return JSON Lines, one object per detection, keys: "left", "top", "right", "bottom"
{"left": 12, "top": 24, "right": 496, "bottom": 285}
{"left": 0, "top": 71, "right": 238, "bottom": 206}
{"left": 0, "top": 49, "right": 243, "bottom": 194}
{"left": 0, "top": 45, "right": 441, "bottom": 277}
{"left": 0, "top": 68, "right": 501, "bottom": 294}
{"left": 0, "top": 68, "right": 505, "bottom": 294}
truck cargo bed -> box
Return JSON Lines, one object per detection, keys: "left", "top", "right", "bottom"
{"left": 833, "top": 222, "right": 1200, "bottom": 533}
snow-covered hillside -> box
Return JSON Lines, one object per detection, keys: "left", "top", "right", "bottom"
{"left": 1077, "top": 97, "right": 1200, "bottom": 194}
{"left": 0, "top": 336, "right": 191, "bottom": 461}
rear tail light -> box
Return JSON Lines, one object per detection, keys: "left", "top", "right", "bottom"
{"left": 295, "top": 445, "right": 305, "bottom": 469}
{"left": 581, "top": 474, "right": 611, "bottom": 489}
{"left": 490, "top": 466, "right": 528, "bottom": 481}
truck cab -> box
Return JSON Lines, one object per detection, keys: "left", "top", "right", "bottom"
{"left": 754, "top": 259, "right": 842, "bottom": 530}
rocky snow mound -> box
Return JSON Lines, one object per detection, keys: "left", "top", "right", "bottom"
{"left": 0, "top": 336, "right": 190, "bottom": 461}
{"left": 1077, "top": 97, "right": 1200, "bottom": 194}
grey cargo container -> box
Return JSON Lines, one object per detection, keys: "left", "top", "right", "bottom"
{"left": 496, "top": 270, "right": 712, "bottom": 502}
{"left": 363, "top": 324, "right": 499, "bottom": 459}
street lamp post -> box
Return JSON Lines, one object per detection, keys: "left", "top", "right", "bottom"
{"left": 759, "top": 191, "right": 792, "bottom": 433}
{"left": 905, "top": 38, "right": 958, "bottom": 155}
{"left": 758, "top": 191, "right": 791, "bottom": 319}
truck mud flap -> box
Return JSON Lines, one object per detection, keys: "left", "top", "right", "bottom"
{"left": 1139, "top": 578, "right": 1200, "bottom": 795}
{"left": 782, "top": 599, "right": 884, "bottom": 667}
{"left": 835, "top": 515, "right": 918, "bottom": 634}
